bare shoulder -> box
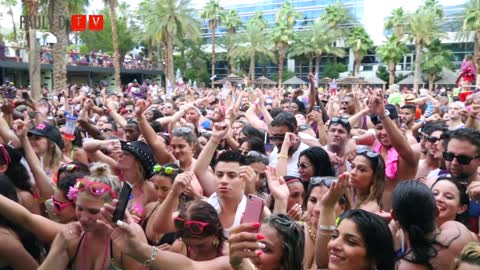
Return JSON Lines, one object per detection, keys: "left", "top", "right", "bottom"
{"left": 438, "top": 221, "right": 475, "bottom": 250}
{"left": 397, "top": 259, "right": 430, "bottom": 270}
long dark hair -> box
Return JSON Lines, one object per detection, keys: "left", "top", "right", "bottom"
{"left": 299, "top": 147, "right": 335, "bottom": 180}
{"left": 264, "top": 214, "right": 304, "bottom": 270}
{"left": 0, "top": 176, "right": 44, "bottom": 260}
{"left": 339, "top": 210, "right": 395, "bottom": 270}
{"left": 392, "top": 180, "right": 438, "bottom": 269}
{"left": 431, "top": 176, "right": 469, "bottom": 225}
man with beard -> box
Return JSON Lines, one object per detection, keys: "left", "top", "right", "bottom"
{"left": 268, "top": 112, "right": 308, "bottom": 178}
{"left": 369, "top": 95, "right": 420, "bottom": 211}
{"left": 400, "top": 104, "right": 417, "bottom": 130}
{"left": 415, "top": 123, "right": 448, "bottom": 179}
{"left": 324, "top": 117, "right": 352, "bottom": 176}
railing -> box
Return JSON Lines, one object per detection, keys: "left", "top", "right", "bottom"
{"left": 0, "top": 45, "right": 161, "bottom": 71}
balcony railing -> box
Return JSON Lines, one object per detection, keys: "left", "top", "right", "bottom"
{"left": 0, "top": 45, "right": 162, "bottom": 71}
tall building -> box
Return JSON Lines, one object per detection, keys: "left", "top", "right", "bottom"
{"left": 200, "top": 0, "right": 472, "bottom": 81}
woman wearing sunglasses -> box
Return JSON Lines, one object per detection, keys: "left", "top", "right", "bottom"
{"left": 296, "top": 147, "right": 335, "bottom": 188}
{"left": 303, "top": 176, "right": 351, "bottom": 270}
{"left": 347, "top": 149, "right": 385, "bottom": 213}
{"left": 142, "top": 163, "right": 183, "bottom": 246}
{"left": 315, "top": 174, "right": 395, "bottom": 270}
{"left": 39, "top": 163, "right": 147, "bottom": 270}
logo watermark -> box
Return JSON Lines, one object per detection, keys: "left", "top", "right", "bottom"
{"left": 19, "top": 15, "right": 104, "bottom": 31}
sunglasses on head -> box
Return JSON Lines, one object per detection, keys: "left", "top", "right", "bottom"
{"left": 74, "top": 178, "right": 117, "bottom": 198}
{"left": 175, "top": 127, "right": 193, "bottom": 134}
{"left": 152, "top": 164, "right": 179, "bottom": 175}
{"left": 246, "top": 150, "right": 269, "bottom": 161}
{"left": 443, "top": 152, "right": 480, "bottom": 165}
{"left": 297, "top": 162, "right": 312, "bottom": 169}
{"left": 60, "top": 163, "right": 77, "bottom": 172}
{"left": 330, "top": 117, "right": 350, "bottom": 126}
{"left": 310, "top": 176, "right": 336, "bottom": 187}
{"left": 51, "top": 195, "right": 73, "bottom": 212}
{"left": 174, "top": 217, "right": 211, "bottom": 235}
{"left": 298, "top": 124, "right": 311, "bottom": 132}
{"left": 99, "top": 128, "right": 113, "bottom": 132}
{"left": 356, "top": 149, "right": 380, "bottom": 159}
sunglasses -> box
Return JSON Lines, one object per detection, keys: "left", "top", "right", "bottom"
{"left": 297, "top": 162, "right": 312, "bottom": 169}
{"left": 356, "top": 149, "right": 380, "bottom": 159}
{"left": 126, "top": 109, "right": 134, "bottom": 114}
{"left": 74, "top": 178, "right": 117, "bottom": 198}
{"left": 174, "top": 217, "right": 211, "bottom": 235}
{"left": 298, "top": 124, "right": 311, "bottom": 132}
{"left": 310, "top": 176, "right": 336, "bottom": 187}
{"left": 246, "top": 151, "right": 269, "bottom": 162}
{"left": 99, "top": 128, "right": 113, "bottom": 132}
{"left": 51, "top": 195, "right": 74, "bottom": 212}
{"left": 269, "top": 135, "right": 285, "bottom": 142}
{"left": 330, "top": 117, "right": 350, "bottom": 126}
{"left": 152, "top": 164, "right": 179, "bottom": 175}
{"left": 425, "top": 136, "right": 440, "bottom": 144}
{"left": 443, "top": 152, "right": 480, "bottom": 165}
{"left": 174, "top": 127, "right": 193, "bottom": 134}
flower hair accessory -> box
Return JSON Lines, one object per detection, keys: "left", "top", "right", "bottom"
{"left": 67, "top": 186, "right": 79, "bottom": 201}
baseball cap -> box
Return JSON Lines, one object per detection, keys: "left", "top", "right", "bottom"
{"left": 28, "top": 122, "right": 64, "bottom": 149}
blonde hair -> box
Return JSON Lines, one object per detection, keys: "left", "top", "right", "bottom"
{"left": 44, "top": 141, "right": 63, "bottom": 171}
{"left": 81, "top": 163, "right": 121, "bottom": 201}
{"left": 455, "top": 242, "right": 480, "bottom": 269}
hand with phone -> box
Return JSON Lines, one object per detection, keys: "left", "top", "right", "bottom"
{"left": 242, "top": 194, "right": 264, "bottom": 233}
{"left": 112, "top": 181, "right": 133, "bottom": 223}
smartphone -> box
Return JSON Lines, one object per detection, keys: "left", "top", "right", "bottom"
{"left": 264, "top": 143, "right": 274, "bottom": 155}
{"left": 112, "top": 181, "right": 133, "bottom": 222}
{"left": 242, "top": 194, "right": 264, "bottom": 232}
{"left": 313, "top": 105, "right": 320, "bottom": 111}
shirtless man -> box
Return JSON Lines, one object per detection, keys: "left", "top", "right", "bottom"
{"left": 415, "top": 123, "right": 448, "bottom": 179}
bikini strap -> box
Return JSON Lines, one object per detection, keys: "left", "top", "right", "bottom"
{"left": 67, "top": 233, "right": 85, "bottom": 269}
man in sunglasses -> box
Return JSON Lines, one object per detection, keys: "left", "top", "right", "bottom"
{"left": 369, "top": 94, "right": 420, "bottom": 211}
{"left": 416, "top": 124, "right": 448, "bottom": 179}
{"left": 268, "top": 112, "right": 309, "bottom": 178}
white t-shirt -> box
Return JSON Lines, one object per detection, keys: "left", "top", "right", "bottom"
{"left": 269, "top": 142, "right": 309, "bottom": 178}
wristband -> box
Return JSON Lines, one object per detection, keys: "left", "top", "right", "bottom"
{"left": 278, "top": 154, "right": 288, "bottom": 159}
{"left": 143, "top": 246, "right": 158, "bottom": 268}
{"left": 318, "top": 225, "right": 336, "bottom": 231}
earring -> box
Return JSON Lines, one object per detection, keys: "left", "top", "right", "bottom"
{"left": 212, "top": 239, "right": 219, "bottom": 247}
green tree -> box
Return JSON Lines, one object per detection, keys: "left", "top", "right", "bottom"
{"left": 320, "top": 2, "right": 352, "bottom": 28}
{"left": 376, "top": 35, "right": 409, "bottom": 85}
{"left": 271, "top": 1, "right": 301, "bottom": 86}
{"left": 230, "top": 15, "right": 275, "bottom": 82}
{"left": 138, "top": 0, "right": 201, "bottom": 88}
{"left": 80, "top": 9, "right": 134, "bottom": 64}
{"left": 290, "top": 31, "right": 315, "bottom": 74}
{"left": 201, "top": 0, "right": 224, "bottom": 80}
{"left": 462, "top": 0, "right": 480, "bottom": 86}
{"left": 407, "top": 0, "right": 444, "bottom": 90}
{"left": 221, "top": 9, "right": 242, "bottom": 74}
{"left": 1, "top": 0, "right": 18, "bottom": 42}
{"left": 346, "top": 25, "right": 373, "bottom": 77}
{"left": 421, "top": 39, "right": 454, "bottom": 90}
{"left": 310, "top": 21, "right": 345, "bottom": 78}
{"left": 324, "top": 63, "right": 348, "bottom": 79}
{"left": 385, "top": 8, "right": 407, "bottom": 37}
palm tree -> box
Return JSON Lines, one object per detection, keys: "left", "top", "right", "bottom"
{"left": 271, "top": 1, "right": 301, "bottom": 86}
{"left": 407, "top": 1, "right": 443, "bottom": 91}
{"left": 377, "top": 35, "right": 409, "bottom": 85}
{"left": 201, "top": 0, "right": 224, "bottom": 80}
{"left": 138, "top": 0, "right": 201, "bottom": 87}
{"left": 462, "top": 0, "right": 480, "bottom": 86}
{"left": 23, "top": 0, "right": 41, "bottom": 100}
{"left": 289, "top": 31, "right": 315, "bottom": 74}
{"left": 385, "top": 8, "right": 406, "bottom": 37}
{"left": 103, "top": 0, "right": 121, "bottom": 90}
{"left": 231, "top": 16, "right": 275, "bottom": 82}
{"left": 421, "top": 39, "right": 454, "bottom": 90}
{"left": 346, "top": 25, "right": 373, "bottom": 77}
{"left": 310, "top": 21, "right": 345, "bottom": 77}
{"left": 67, "top": 0, "right": 89, "bottom": 45}
{"left": 320, "top": 2, "right": 351, "bottom": 28}
{"left": 1, "top": 0, "right": 18, "bottom": 42}
{"left": 49, "top": 0, "right": 68, "bottom": 93}
{"left": 221, "top": 9, "right": 242, "bottom": 74}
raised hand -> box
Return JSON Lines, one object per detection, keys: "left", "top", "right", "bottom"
{"left": 320, "top": 172, "right": 348, "bottom": 208}
{"left": 265, "top": 166, "right": 289, "bottom": 202}
{"left": 212, "top": 122, "right": 229, "bottom": 141}
{"left": 368, "top": 91, "right": 385, "bottom": 116}
{"left": 281, "top": 132, "right": 298, "bottom": 150}
{"left": 171, "top": 172, "right": 193, "bottom": 196}
{"left": 135, "top": 99, "right": 147, "bottom": 116}
{"left": 13, "top": 119, "right": 29, "bottom": 138}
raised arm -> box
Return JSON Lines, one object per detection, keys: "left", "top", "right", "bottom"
{"left": 0, "top": 110, "right": 21, "bottom": 148}
{"left": 369, "top": 93, "right": 420, "bottom": 168}
{"left": 135, "top": 100, "right": 175, "bottom": 164}
{"left": 14, "top": 120, "right": 55, "bottom": 199}
{"left": 82, "top": 139, "right": 120, "bottom": 168}
{"left": 193, "top": 122, "right": 228, "bottom": 196}
{"left": 106, "top": 103, "right": 128, "bottom": 129}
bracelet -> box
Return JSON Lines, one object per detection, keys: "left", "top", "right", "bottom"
{"left": 318, "top": 225, "right": 336, "bottom": 231}
{"left": 278, "top": 154, "right": 288, "bottom": 159}
{"left": 143, "top": 246, "right": 158, "bottom": 268}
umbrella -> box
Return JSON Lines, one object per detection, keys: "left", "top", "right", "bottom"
{"left": 318, "top": 77, "right": 333, "bottom": 84}
{"left": 336, "top": 76, "right": 369, "bottom": 85}
{"left": 254, "top": 76, "right": 276, "bottom": 86}
{"left": 283, "top": 76, "right": 308, "bottom": 86}
{"left": 434, "top": 69, "right": 458, "bottom": 85}
{"left": 213, "top": 73, "right": 244, "bottom": 85}
{"left": 365, "top": 76, "right": 387, "bottom": 85}
{"left": 397, "top": 75, "right": 426, "bottom": 85}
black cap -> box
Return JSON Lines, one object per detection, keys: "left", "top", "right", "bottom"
{"left": 28, "top": 122, "right": 64, "bottom": 149}
{"left": 121, "top": 141, "right": 156, "bottom": 179}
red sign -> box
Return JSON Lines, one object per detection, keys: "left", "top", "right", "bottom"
{"left": 71, "top": 14, "right": 104, "bottom": 32}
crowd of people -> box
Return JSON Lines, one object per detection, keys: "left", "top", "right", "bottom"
{"left": 0, "top": 68, "right": 477, "bottom": 270}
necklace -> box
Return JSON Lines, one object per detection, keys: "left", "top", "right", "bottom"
{"left": 306, "top": 222, "right": 317, "bottom": 242}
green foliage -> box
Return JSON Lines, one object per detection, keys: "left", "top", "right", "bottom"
{"left": 385, "top": 8, "right": 406, "bottom": 36}
{"left": 271, "top": 2, "right": 301, "bottom": 47}
{"left": 222, "top": 9, "right": 242, "bottom": 33}
{"left": 346, "top": 26, "right": 373, "bottom": 56}
{"left": 201, "top": 0, "right": 224, "bottom": 29}
{"left": 377, "top": 35, "right": 408, "bottom": 67}
{"left": 79, "top": 9, "right": 134, "bottom": 56}
{"left": 421, "top": 39, "right": 454, "bottom": 80}
{"left": 319, "top": 2, "right": 353, "bottom": 28}
{"left": 406, "top": 1, "right": 444, "bottom": 47}
{"left": 310, "top": 21, "right": 345, "bottom": 58}
{"left": 67, "top": 44, "right": 89, "bottom": 54}
{"left": 376, "top": 66, "right": 389, "bottom": 83}
{"left": 324, "top": 63, "right": 347, "bottom": 79}
{"left": 271, "top": 69, "right": 295, "bottom": 82}
{"left": 462, "top": 0, "right": 480, "bottom": 31}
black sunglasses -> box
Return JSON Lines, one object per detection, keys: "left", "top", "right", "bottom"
{"left": 330, "top": 117, "right": 350, "bottom": 125}
{"left": 269, "top": 135, "right": 285, "bottom": 142}
{"left": 443, "top": 151, "right": 480, "bottom": 165}
{"left": 310, "top": 176, "right": 336, "bottom": 187}
{"left": 426, "top": 136, "right": 441, "bottom": 144}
